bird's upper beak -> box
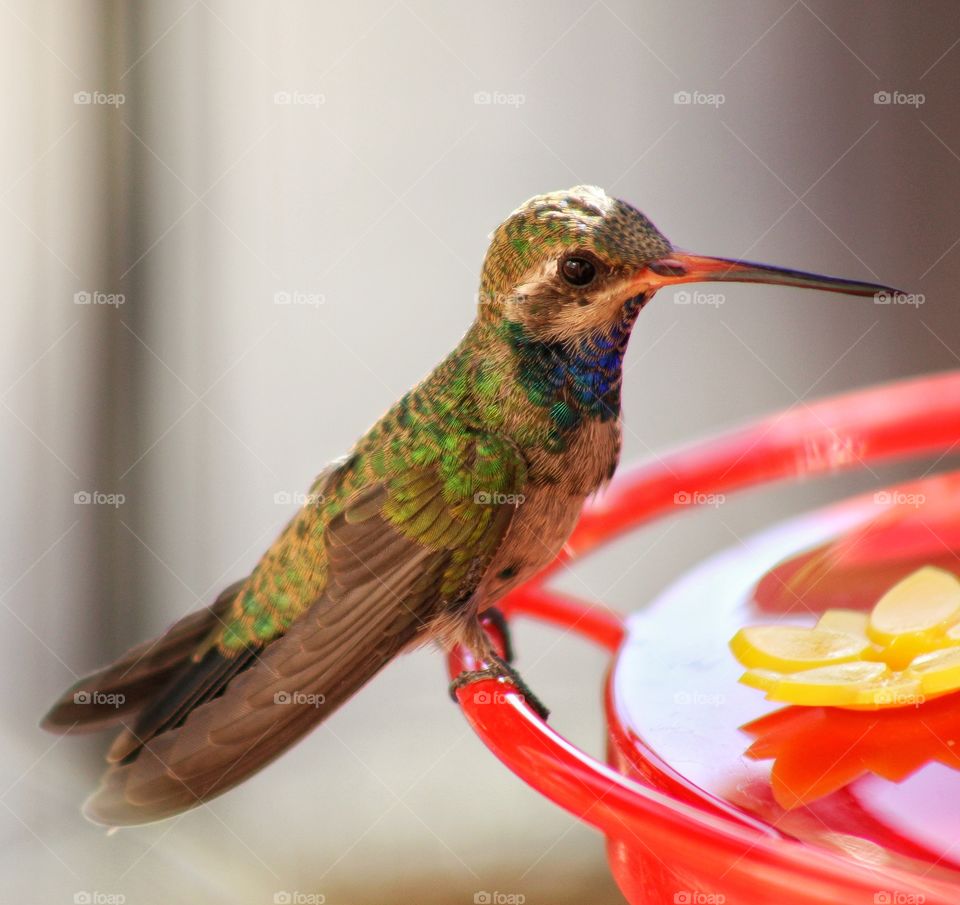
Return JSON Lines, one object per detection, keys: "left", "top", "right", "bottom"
{"left": 631, "top": 252, "right": 900, "bottom": 298}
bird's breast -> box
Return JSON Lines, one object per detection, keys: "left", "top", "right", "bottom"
{"left": 475, "top": 417, "right": 622, "bottom": 607}
{"left": 476, "top": 484, "right": 588, "bottom": 606}
{"left": 524, "top": 413, "right": 622, "bottom": 495}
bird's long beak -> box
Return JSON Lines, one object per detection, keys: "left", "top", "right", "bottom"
{"left": 633, "top": 252, "right": 900, "bottom": 298}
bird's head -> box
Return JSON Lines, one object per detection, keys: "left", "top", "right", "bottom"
{"left": 478, "top": 185, "right": 896, "bottom": 344}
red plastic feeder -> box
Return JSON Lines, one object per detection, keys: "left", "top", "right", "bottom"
{"left": 449, "top": 371, "right": 960, "bottom": 905}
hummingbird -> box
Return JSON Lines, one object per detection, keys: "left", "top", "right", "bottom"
{"left": 43, "top": 185, "right": 896, "bottom": 826}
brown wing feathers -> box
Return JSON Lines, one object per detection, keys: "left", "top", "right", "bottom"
{"left": 105, "top": 645, "right": 261, "bottom": 764}
{"left": 43, "top": 453, "right": 522, "bottom": 826}
{"left": 41, "top": 580, "right": 245, "bottom": 735}
{"left": 78, "top": 488, "right": 451, "bottom": 825}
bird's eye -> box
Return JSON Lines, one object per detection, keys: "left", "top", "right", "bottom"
{"left": 559, "top": 255, "right": 597, "bottom": 287}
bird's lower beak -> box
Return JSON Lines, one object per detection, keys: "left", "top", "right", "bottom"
{"left": 633, "top": 252, "right": 900, "bottom": 298}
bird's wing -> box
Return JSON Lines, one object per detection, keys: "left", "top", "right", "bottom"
{"left": 41, "top": 580, "right": 245, "bottom": 734}
{"left": 73, "top": 434, "right": 527, "bottom": 826}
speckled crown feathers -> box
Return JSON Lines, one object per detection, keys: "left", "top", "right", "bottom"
{"left": 478, "top": 185, "right": 672, "bottom": 309}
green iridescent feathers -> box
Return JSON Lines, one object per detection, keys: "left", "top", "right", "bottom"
{"left": 212, "top": 329, "right": 529, "bottom": 654}
{"left": 211, "top": 186, "right": 670, "bottom": 655}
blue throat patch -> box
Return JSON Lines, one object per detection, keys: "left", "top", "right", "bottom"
{"left": 503, "top": 293, "right": 647, "bottom": 447}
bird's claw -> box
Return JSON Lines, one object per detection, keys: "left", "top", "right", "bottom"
{"left": 479, "top": 607, "right": 514, "bottom": 663}
{"left": 449, "top": 654, "right": 550, "bottom": 721}
{"left": 449, "top": 666, "right": 501, "bottom": 700}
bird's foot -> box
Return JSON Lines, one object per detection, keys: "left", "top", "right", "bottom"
{"left": 449, "top": 653, "right": 550, "bottom": 721}
{"left": 479, "top": 607, "right": 514, "bottom": 663}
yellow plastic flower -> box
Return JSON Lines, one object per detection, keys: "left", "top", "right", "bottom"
{"left": 731, "top": 566, "right": 960, "bottom": 709}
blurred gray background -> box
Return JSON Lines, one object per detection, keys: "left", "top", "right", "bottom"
{"left": 3, "top": 2, "right": 959, "bottom": 903}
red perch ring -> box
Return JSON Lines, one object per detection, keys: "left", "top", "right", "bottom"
{"left": 448, "top": 370, "right": 960, "bottom": 905}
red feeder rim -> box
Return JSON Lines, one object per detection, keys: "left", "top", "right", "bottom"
{"left": 448, "top": 370, "right": 960, "bottom": 905}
